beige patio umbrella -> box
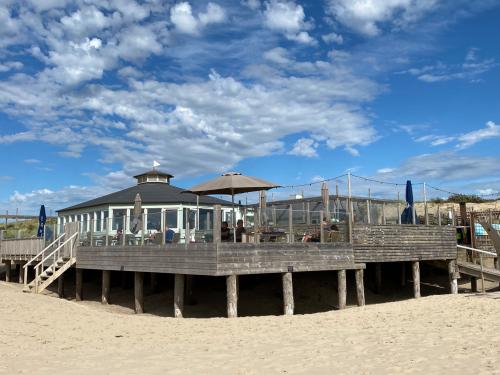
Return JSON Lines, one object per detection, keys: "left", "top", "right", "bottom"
{"left": 130, "top": 193, "right": 143, "bottom": 234}
{"left": 321, "top": 182, "right": 330, "bottom": 221}
{"left": 185, "top": 172, "right": 280, "bottom": 241}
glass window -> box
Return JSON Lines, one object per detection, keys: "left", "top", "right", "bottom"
{"left": 147, "top": 208, "right": 162, "bottom": 230}
{"left": 182, "top": 209, "right": 196, "bottom": 229}
{"left": 95, "top": 212, "right": 102, "bottom": 232}
{"left": 103, "top": 211, "right": 108, "bottom": 231}
{"left": 113, "top": 209, "right": 127, "bottom": 230}
{"left": 165, "top": 210, "right": 178, "bottom": 228}
{"left": 199, "top": 209, "right": 213, "bottom": 230}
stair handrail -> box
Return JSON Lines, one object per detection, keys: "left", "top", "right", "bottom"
{"left": 32, "top": 232, "right": 79, "bottom": 292}
{"left": 457, "top": 245, "right": 497, "bottom": 293}
{"left": 23, "top": 233, "right": 66, "bottom": 269}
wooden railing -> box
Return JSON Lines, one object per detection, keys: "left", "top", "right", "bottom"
{"left": 0, "top": 237, "right": 44, "bottom": 259}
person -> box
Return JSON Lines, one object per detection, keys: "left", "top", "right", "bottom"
{"left": 235, "top": 219, "right": 246, "bottom": 242}
{"left": 165, "top": 226, "right": 176, "bottom": 243}
{"left": 221, "top": 221, "right": 230, "bottom": 242}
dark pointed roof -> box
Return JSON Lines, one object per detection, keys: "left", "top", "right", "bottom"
{"left": 133, "top": 169, "right": 173, "bottom": 179}
{"left": 57, "top": 182, "right": 232, "bottom": 213}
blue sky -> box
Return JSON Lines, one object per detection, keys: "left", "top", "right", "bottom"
{"left": 1, "top": 0, "right": 500, "bottom": 214}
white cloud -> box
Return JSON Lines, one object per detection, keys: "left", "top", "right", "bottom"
{"left": 289, "top": 138, "right": 318, "bottom": 157}
{"left": 170, "top": 2, "right": 226, "bottom": 36}
{"left": 0, "top": 61, "right": 23, "bottom": 72}
{"left": 414, "top": 134, "right": 455, "bottom": 146}
{"left": 326, "top": 0, "right": 439, "bottom": 36}
{"left": 241, "top": 0, "right": 261, "bottom": 10}
{"left": 263, "top": 47, "right": 291, "bottom": 64}
{"left": 322, "top": 32, "right": 343, "bottom": 44}
{"left": 24, "top": 159, "right": 41, "bottom": 164}
{"left": 377, "top": 168, "right": 394, "bottom": 174}
{"left": 263, "top": 0, "right": 315, "bottom": 44}
{"left": 457, "top": 121, "right": 500, "bottom": 149}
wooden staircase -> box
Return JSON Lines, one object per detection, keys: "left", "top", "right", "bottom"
{"left": 23, "top": 223, "right": 79, "bottom": 294}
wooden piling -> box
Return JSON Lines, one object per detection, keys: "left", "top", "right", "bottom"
{"left": 134, "top": 272, "right": 144, "bottom": 314}
{"left": 174, "top": 274, "right": 185, "bottom": 318}
{"left": 4, "top": 260, "right": 11, "bottom": 282}
{"left": 471, "top": 277, "right": 478, "bottom": 292}
{"left": 355, "top": 269, "right": 365, "bottom": 306}
{"left": 375, "top": 263, "right": 382, "bottom": 293}
{"left": 412, "top": 261, "right": 420, "bottom": 298}
{"left": 58, "top": 273, "right": 64, "bottom": 298}
{"left": 102, "top": 270, "right": 111, "bottom": 304}
{"left": 447, "top": 260, "right": 458, "bottom": 294}
{"left": 18, "top": 261, "right": 25, "bottom": 284}
{"left": 76, "top": 268, "right": 83, "bottom": 301}
{"left": 282, "top": 272, "right": 294, "bottom": 316}
{"left": 338, "top": 270, "right": 347, "bottom": 310}
{"left": 226, "top": 274, "right": 238, "bottom": 318}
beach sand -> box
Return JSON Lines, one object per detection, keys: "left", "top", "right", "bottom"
{"left": 0, "top": 279, "right": 499, "bottom": 374}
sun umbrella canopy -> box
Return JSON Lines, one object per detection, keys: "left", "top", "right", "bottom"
{"left": 401, "top": 180, "right": 418, "bottom": 224}
{"left": 185, "top": 172, "right": 279, "bottom": 195}
{"left": 130, "top": 193, "right": 143, "bottom": 234}
{"left": 37, "top": 205, "right": 46, "bottom": 238}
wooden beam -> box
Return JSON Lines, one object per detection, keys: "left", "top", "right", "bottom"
{"left": 174, "top": 274, "right": 184, "bottom": 318}
{"left": 355, "top": 269, "right": 365, "bottom": 306}
{"left": 102, "top": 270, "right": 111, "bottom": 304}
{"left": 471, "top": 277, "right": 478, "bottom": 293}
{"left": 76, "top": 268, "right": 83, "bottom": 301}
{"left": 4, "top": 260, "right": 11, "bottom": 282}
{"left": 134, "top": 272, "right": 144, "bottom": 314}
{"left": 448, "top": 260, "right": 458, "bottom": 294}
{"left": 58, "top": 273, "right": 64, "bottom": 298}
{"left": 412, "top": 261, "right": 420, "bottom": 298}
{"left": 338, "top": 270, "right": 347, "bottom": 310}
{"left": 282, "top": 272, "right": 294, "bottom": 316}
{"left": 18, "top": 261, "right": 25, "bottom": 284}
{"left": 226, "top": 274, "right": 238, "bottom": 318}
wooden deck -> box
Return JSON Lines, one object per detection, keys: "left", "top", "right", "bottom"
{"left": 76, "top": 242, "right": 363, "bottom": 276}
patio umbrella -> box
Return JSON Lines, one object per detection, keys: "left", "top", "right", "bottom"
{"left": 321, "top": 182, "right": 330, "bottom": 221}
{"left": 185, "top": 172, "right": 280, "bottom": 241}
{"left": 37, "top": 205, "right": 46, "bottom": 238}
{"left": 401, "top": 180, "right": 417, "bottom": 224}
{"left": 130, "top": 193, "right": 143, "bottom": 234}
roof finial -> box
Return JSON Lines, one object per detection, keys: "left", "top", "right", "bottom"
{"left": 152, "top": 160, "right": 160, "bottom": 170}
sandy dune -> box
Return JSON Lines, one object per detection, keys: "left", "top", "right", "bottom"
{"left": 0, "top": 281, "right": 498, "bottom": 374}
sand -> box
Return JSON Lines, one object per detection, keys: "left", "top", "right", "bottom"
{"left": 0, "top": 281, "right": 499, "bottom": 375}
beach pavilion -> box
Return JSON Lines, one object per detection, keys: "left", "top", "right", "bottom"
{"left": 56, "top": 169, "right": 236, "bottom": 243}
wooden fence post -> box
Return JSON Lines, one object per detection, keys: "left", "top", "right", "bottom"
{"left": 448, "top": 260, "right": 458, "bottom": 294}
{"left": 288, "top": 205, "right": 294, "bottom": 243}
{"left": 282, "top": 272, "right": 294, "bottom": 315}
{"left": 214, "top": 205, "right": 221, "bottom": 244}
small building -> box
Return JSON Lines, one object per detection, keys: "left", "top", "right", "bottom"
{"left": 57, "top": 169, "right": 235, "bottom": 242}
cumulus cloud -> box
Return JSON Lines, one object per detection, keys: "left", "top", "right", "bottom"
{"left": 170, "top": 2, "right": 226, "bottom": 36}
{"left": 322, "top": 32, "right": 343, "bottom": 44}
{"left": 263, "top": 0, "right": 315, "bottom": 44}
{"left": 289, "top": 138, "right": 318, "bottom": 157}
{"left": 457, "top": 121, "right": 500, "bottom": 149}
{"left": 326, "top": 0, "right": 440, "bottom": 36}
{"left": 263, "top": 47, "right": 291, "bottom": 64}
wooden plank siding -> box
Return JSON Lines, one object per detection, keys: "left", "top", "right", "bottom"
{"left": 76, "top": 242, "right": 362, "bottom": 276}
{"left": 352, "top": 225, "right": 456, "bottom": 263}
{"left": 0, "top": 238, "right": 44, "bottom": 261}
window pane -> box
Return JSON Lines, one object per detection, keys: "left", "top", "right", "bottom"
{"left": 147, "top": 208, "right": 161, "bottom": 230}
{"left": 165, "top": 210, "right": 177, "bottom": 228}
{"left": 113, "top": 209, "right": 127, "bottom": 230}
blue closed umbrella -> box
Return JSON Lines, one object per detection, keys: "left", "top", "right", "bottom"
{"left": 37, "top": 205, "right": 47, "bottom": 238}
{"left": 401, "top": 180, "right": 418, "bottom": 224}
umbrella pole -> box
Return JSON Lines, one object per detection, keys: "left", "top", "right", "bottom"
{"left": 232, "top": 190, "right": 236, "bottom": 243}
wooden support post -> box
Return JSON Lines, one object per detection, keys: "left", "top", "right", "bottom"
{"left": 288, "top": 205, "right": 294, "bottom": 243}
{"left": 134, "top": 272, "right": 144, "bottom": 314}
{"left": 102, "top": 270, "right": 111, "bottom": 304}
{"left": 174, "top": 274, "right": 184, "bottom": 318}
{"left": 282, "top": 272, "right": 294, "bottom": 316}
{"left": 447, "top": 260, "right": 458, "bottom": 294}
{"left": 306, "top": 201, "right": 311, "bottom": 225}
{"left": 226, "top": 274, "right": 238, "bottom": 318}
{"left": 412, "top": 261, "right": 420, "bottom": 298}
{"left": 471, "top": 277, "right": 478, "bottom": 292}
{"left": 214, "top": 205, "right": 222, "bottom": 244}
{"left": 18, "top": 261, "right": 25, "bottom": 284}
{"left": 375, "top": 263, "right": 382, "bottom": 293}
{"left": 382, "top": 202, "right": 386, "bottom": 224}
{"left": 338, "top": 270, "right": 347, "bottom": 310}
{"left": 355, "top": 269, "right": 365, "bottom": 306}
{"left": 58, "top": 273, "right": 64, "bottom": 298}
{"left": 76, "top": 268, "right": 83, "bottom": 301}
{"left": 437, "top": 205, "right": 441, "bottom": 226}
{"left": 397, "top": 191, "right": 401, "bottom": 225}
{"left": 121, "top": 216, "right": 126, "bottom": 246}
{"left": 401, "top": 262, "right": 406, "bottom": 287}
{"left": 4, "top": 260, "right": 11, "bottom": 282}
{"left": 366, "top": 199, "right": 371, "bottom": 224}
{"left": 320, "top": 210, "right": 325, "bottom": 243}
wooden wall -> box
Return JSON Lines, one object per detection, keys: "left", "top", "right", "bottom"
{"left": 0, "top": 238, "right": 44, "bottom": 260}
{"left": 76, "top": 242, "right": 361, "bottom": 276}
{"left": 353, "top": 224, "right": 456, "bottom": 263}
